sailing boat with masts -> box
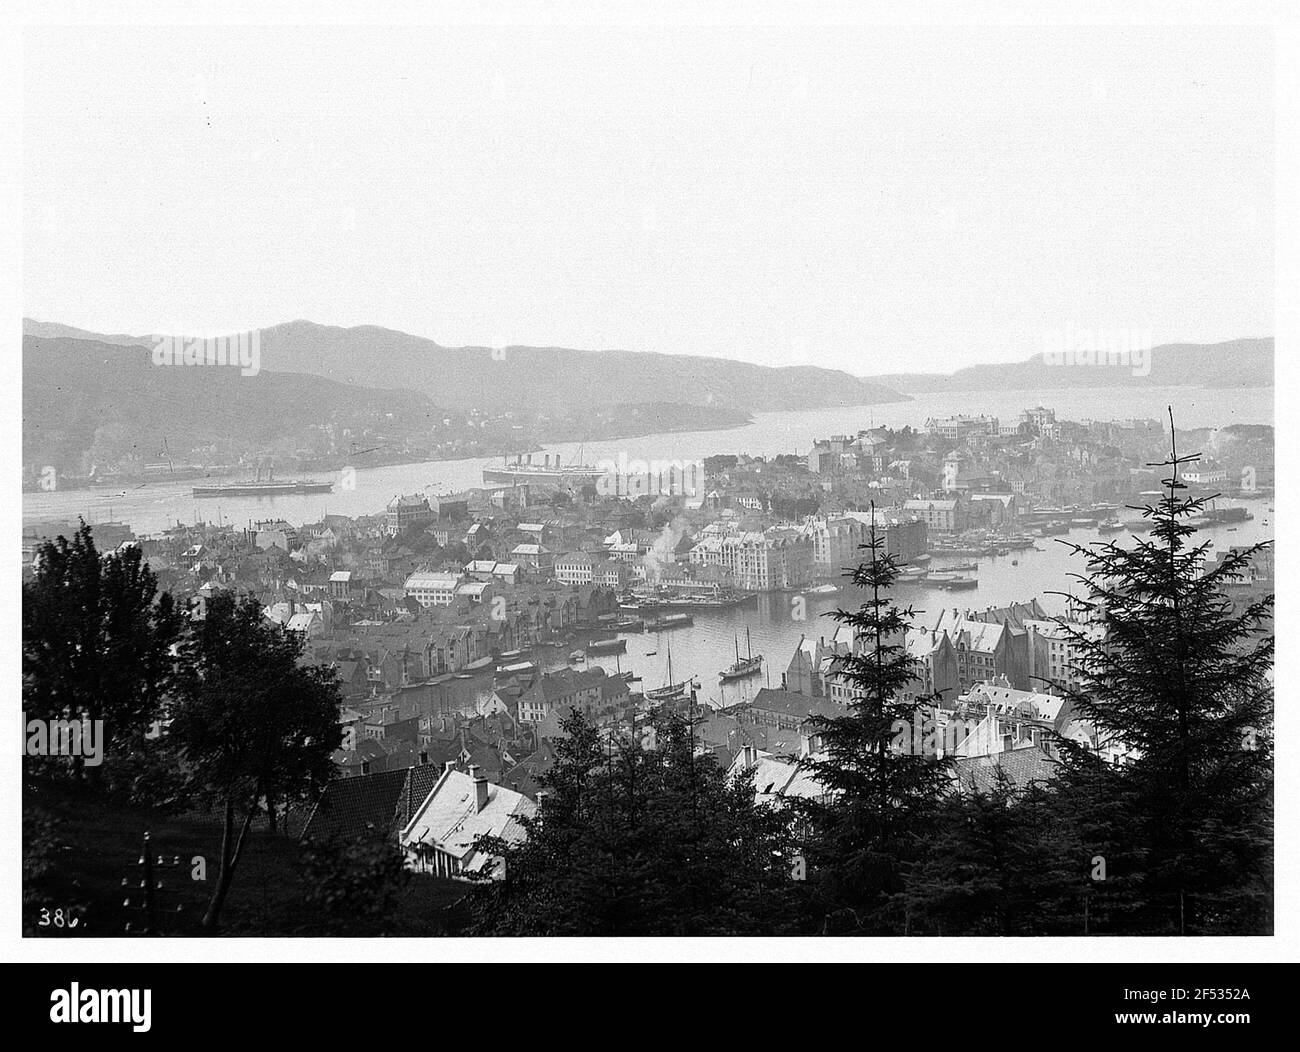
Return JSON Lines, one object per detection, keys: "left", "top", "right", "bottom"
{"left": 645, "top": 635, "right": 693, "bottom": 702}
{"left": 719, "top": 626, "right": 763, "bottom": 682}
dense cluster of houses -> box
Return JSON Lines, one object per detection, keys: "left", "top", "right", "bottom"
{"left": 22, "top": 402, "right": 1271, "bottom": 886}
{"left": 293, "top": 581, "right": 1141, "bottom": 883}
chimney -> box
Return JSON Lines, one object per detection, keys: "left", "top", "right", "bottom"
{"left": 742, "top": 743, "right": 757, "bottom": 768}
{"left": 419, "top": 750, "right": 429, "bottom": 766}
{"left": 442, "top": 760, "right": 456, "bottom": 777}
{"left": 472, "top": 767, "right": 489, "bottom": 813}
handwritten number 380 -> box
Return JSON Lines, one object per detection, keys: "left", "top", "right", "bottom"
{"left": 39, "top": 907, "right": 79, "bottom": 928}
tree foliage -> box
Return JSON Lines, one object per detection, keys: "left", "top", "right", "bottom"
{"left": 297, "top": 829, "right": 410, "bottom": 934}
{"left": 169, "top": 592, "right": 343, "bottom": 929}
{"left": 1047, "top": 417, "right": 1274, "bottom": 933}
{"left": 793, "top": 511, "right": 952, "bottom": 933}
{"left": 467, "top": 711, "right": 804, "bottom": 935}
{"left": 22, "top": 521, "right": 181, "bottom": 786}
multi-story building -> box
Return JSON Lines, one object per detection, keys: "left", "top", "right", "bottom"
{"left": 592, "top": 560, "right": 630, "bottom": 590}
{"left": 1182, "top": 461, "right": 1228, "bottom": 486}
{"left": 1020, "top": 406, "right": 1057, "bottom": 432}
{"left": 801, "top": 515, "right": 870, "bottom": 577}
{"left": 728, "top": 528, "right": 814, "bottom": 591}
{"left": 510, "top": 543, "right": 552, "bottom": 571}
{"left": 386, "top": 494, "right": 434, "bottom": 537}
{"left": 925, "top": 415, "right": 999, "bottom": 442}
{"left": 518, "top": 667, "right": 628, "bottom": 725}
{"left": 902, "top": 498, "right": 965, "bottom": 534}
{"left": 784, "top": 627, "right": 854, "bottom": 699}
{"left": 402, "top": 571, "right": 464, "bottom": 607}
{"left": 553, "top": 551, "right": 595, "bottom": 585}
{"left": 1025, "top": 618, "right": 1104, "bottom": 694}
{"left": 689, "top": 523, "right": 813, "bottom": 591}
{"left": 935, "top": 614, "right": 1018, "bottom": 691}
{"left": 904, "top": 627, "right": 961, "bottom": 704}
{"left": 428, "top": 496, "right": 469, "bottom": 522}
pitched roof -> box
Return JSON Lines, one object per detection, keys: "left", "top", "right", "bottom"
{"left": 730, "top": 751, "right": 828, "bottom": 804}
{"left": 401, "top": 769, "right": 536, "bottom": 874}
{"left": 303, "top": 760, "right": 453, "bottom": 841}
{"left": 302, "top": 768, "right": 411, "bottom": 841}
{"left": 747, "top": 687, "right": 842, "bottom": 723}
{"left": 950, "top": 746, "right": 1058, "bottom": 795}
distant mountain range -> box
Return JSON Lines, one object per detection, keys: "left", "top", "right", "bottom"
{"left": 871, "top": 338, "right": 1273, "bottom": 392}
{"left": 21, "top": 319, "right": 1273, "bottom": 484}
{"left": 22, "top": 319, "right": 907, "bottom": 414}
{"left": 23, "top": 334, "right": 439, "bottom": 475}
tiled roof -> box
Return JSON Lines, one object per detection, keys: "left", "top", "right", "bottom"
{"left": 303, "top": 768, "right": 410, "bottom": 841}
{"left": 303, "top": 763, "right": 449, "bottom": 841}
{"left": 950, "top": 746, "right": 1058, "bottom": 795}
{"left": 748, "top": 687, "right": 842, "bottom": 723}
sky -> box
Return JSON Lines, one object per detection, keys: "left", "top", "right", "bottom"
{"left": 22, "top": 23, "right": 1274, "bottom": 376}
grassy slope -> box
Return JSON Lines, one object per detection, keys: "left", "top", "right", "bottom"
{"left": 23, "top": 778, "right": 472, "bottom": 938}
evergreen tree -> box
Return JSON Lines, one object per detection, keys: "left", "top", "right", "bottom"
{"left": 906, "top": 772, "right": 1086, "bottom": 936}
{"left": 467, "top": 710, "right": 803, "bottom": 935}
{"left": 793, "top": 509, "right": 952, "bottom": 934}
{"left": 1052, "top": 413, "right": 1273, "bottom": 934}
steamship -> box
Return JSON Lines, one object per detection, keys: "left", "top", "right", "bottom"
{"left": 482, "top": 451, "right": 605, "bottom": 486}
{"left": 193, "top": 460, "right": 331, "bottom": 498}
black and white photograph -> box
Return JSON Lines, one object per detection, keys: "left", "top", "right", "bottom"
{"left": 4, "top": 0, "right": 1297, "bottom": 1021}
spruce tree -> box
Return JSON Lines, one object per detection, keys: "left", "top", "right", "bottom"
{"left": 466, "top": 709, "right": 803, "bottom": 935}
{"left": 794, "top": 507, "right": 952, "bottom": 934}
{"left": 1051, "top": 412, "right": 1273, "bottom": 934}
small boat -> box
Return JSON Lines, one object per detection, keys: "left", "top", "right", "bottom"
{"left": 646, "top": 639, "right": 693, "bottom": 702}
{"left": 644, "top": 613, "right": 693, "bottom": 631}
{"left": 1010, "top": 559, "right": 1018, "bottom": 566}
{"left": 806, "top": 583, "right": 840, "bottom": 595}
{"left": 614, "top": 618, "right": 645, "bottom": 632}
{"left": 1097, "top": 518, "right": 1125, "bottom": 534}
{"left": 569, "top": 649, "right": 586, "bottom": 663}
{"left": 720, "top": 628, "right": 763, "bottom": 683}
{"left": 929, "top": 572, "right": 978, "bottom": 590}
{"left": 587, "top": 638, "right": 627, "bottom": 655}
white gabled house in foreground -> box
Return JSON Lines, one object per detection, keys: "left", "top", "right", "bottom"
{"left": 400, "top": 763, "right": 535, "bottom": 881}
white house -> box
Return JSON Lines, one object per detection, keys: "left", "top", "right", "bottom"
{"left": 401, "top": 765, "right": 536, "bottom": 880}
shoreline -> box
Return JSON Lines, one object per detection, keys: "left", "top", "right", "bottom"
{"left": 22, "top": 411, "right": 770, "bottom": 497}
